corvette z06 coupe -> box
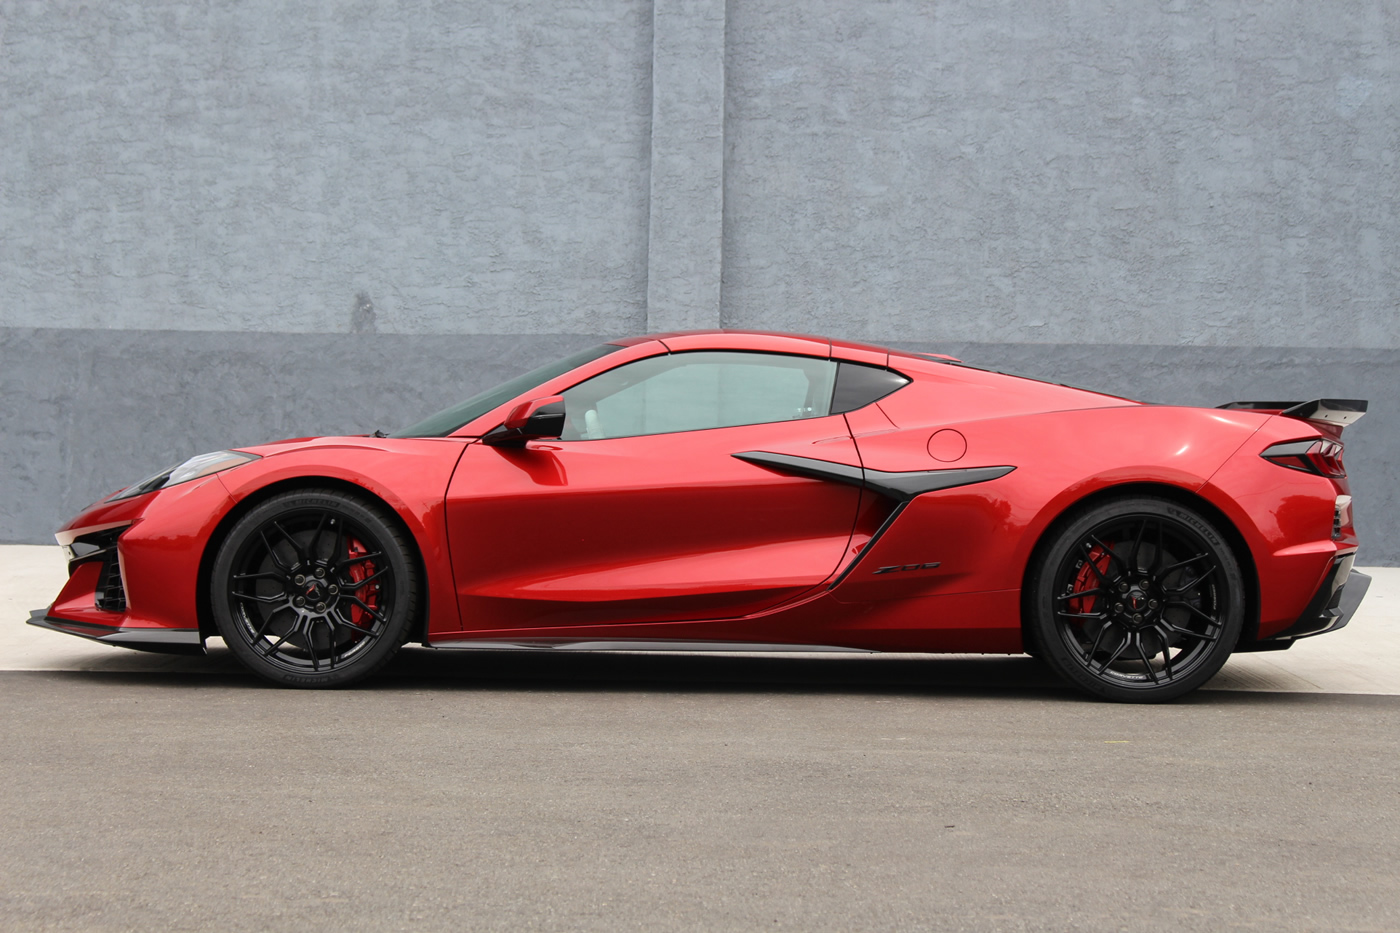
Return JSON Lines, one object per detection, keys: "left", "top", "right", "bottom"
{"left": 31, "top": 331, "right": 1370, "bottom": 702}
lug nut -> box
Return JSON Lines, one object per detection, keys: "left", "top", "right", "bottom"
{"left": 1119, "top": 582, "right": 1130, "bottom": 592}
{"left": 293, "top": 596, "right": 305, "bottom": 607}
{"left": 328, "top": 584, "right": 338, "bottom": 594}
{"left": 315, "top": 568, "right": 326, "bottom": 579}
{"left": 1149, "top": 599, "right": 1158, "bottom": 609}
{"left": 1114, "top": 603, "right": 1124, "bottom": 612}
{"left": 294, "top": 575, "right": 305, "bottom": 585}
{"left": 316, "top": 602, "right": 327, "bottom": 612}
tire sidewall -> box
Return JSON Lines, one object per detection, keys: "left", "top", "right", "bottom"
{"left": 211, "top": 489, "right": 416, "bottom": 688}
{"left": 1028, "top": 497, "right": 1245, "bottom": 703}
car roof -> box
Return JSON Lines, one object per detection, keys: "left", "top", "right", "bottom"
{"left": 608, "top": 330, "right": 912, "bottom": 367}
{"left": 607, "top": 330, "right": 1140, "bottom": 407}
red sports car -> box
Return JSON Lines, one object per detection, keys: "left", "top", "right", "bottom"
{"left": 31, "top": 331, "right": 1369, "bottom": 701}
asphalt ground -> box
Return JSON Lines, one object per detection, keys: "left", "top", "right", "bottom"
{"left": 3, "top": 546, "right": 1399, "bottom": 932}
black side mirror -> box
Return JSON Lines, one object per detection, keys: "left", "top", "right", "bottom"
{"left": 482, "top": 396, "right": 566, "bottom": 447}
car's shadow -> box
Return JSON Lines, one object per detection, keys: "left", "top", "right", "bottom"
{"left": 382, "top": 646, "right": 1076, "bottom": 698}
{"left": 21, "top": 643, "right": 1073, "bottom": 698}
{"left": 25, "top": 642, "right": 1369, "bottom": 705}
{"left": 24, "top": 645, "right": 1342, "bottom": 704}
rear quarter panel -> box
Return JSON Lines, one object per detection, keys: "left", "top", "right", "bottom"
{"left": 838, "top": 402, "right": 1266, "bottom": 609}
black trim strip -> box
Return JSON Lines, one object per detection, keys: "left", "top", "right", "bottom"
{"left": 731, "top": 451, "right": 865, "bottom": 487}
{"left": 733, "top": 452, "right": 1015, "bottom": 502}
{"left": 861, "top": 465, "right": 1016, "bottom": 501}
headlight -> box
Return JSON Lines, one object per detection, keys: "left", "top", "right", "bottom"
{"left": 109, "top": 450, "right": 260, "bottom": 501}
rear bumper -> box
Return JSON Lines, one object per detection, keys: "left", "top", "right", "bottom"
{"left": 28, "top": 608, "right": 205, "bottom": 655}
{"left": 1256, "top": 553, "right": 1370, "bottom": 646}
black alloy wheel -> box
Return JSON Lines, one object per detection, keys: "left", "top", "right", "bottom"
{"left": 211, "top": 488, "right": 418, "bottom": 687}
{"left": 1027, "top": 497, "right": 1244, "bottom": 702}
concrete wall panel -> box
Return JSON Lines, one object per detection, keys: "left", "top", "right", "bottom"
{"left": 645, "top": 0, "right": 727, "bottom": 332}
{"left": 1, "top": 1, "right": 654, "bottom": 334}
{"left": 721, "top": 1, "right": 1399, "bottom": 346}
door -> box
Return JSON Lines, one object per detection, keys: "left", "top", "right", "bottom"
{"left": 443, "top": 351, "right": 864, "bottom": 635}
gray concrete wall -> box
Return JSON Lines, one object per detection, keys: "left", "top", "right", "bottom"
{"left": 1, "top": 1, "right": 654, "bottom": 334}
{"left": 721, "top": 1, "right": 1399, "bottom": 347}
{"left": 2, "top": 1, "right": 1398, "bottom": 562}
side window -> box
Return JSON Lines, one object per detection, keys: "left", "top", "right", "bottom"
{"left": 830, "top": 362, "right": 910, "bottom": 414}
{"left": 560, "top": 352, "right": 838, "bottom": 440}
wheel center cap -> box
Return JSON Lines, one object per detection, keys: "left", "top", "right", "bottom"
{"left": 295, "top": 578, "right": 340, "bottom": 614}
{"left": 1116, "top": 580, "right": 1158, "bottom": 628}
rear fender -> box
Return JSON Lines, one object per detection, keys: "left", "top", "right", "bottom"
{"left": 1198, "top": 416, "right": 1355, "bottom": 639}
{"left": 841, "top": 406, "right": 1263, "bottom": 601}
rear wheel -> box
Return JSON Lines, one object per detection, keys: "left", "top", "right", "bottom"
{"left": 211, "top": 488, "right": 417, "bottom": 688}
{"left": 1027, "top": 497, "right": 1244, "bottom": 702}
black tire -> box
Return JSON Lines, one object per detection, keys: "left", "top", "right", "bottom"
{"left": 1026, "top": 497, "right": 1244, "bottom": 703}
{"left": 211, "top": 488, "right": 418, "bottom": 688}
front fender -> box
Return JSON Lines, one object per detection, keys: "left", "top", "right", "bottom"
{"left": 217, "top": 437, "right": 470, "bottom": 637}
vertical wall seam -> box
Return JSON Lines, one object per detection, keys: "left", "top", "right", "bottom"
{"left": 644, "top": 0, "right": 727, "bottom": 334}
{"left": 641, "top": 0, "right": 659, "bottom": 331}
{"left": 716, "top": 0, "right": 729, "bottom": 330}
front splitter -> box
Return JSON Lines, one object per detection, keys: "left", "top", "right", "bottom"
{"left": 27, "top": 609, "right": 204, "bottom": 655}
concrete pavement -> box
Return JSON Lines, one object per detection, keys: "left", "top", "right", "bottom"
{"left": 3, "top": 545, "right": 1399, "bottom": 932}
{"left": 1, "top": 669, "right": 1397, "bottom": 933}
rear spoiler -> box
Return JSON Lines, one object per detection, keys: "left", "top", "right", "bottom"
{"left": 1217, "top": 398, "right": 1368, "bottom": 427}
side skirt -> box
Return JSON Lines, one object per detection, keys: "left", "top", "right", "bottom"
{"left": 426, "top": 637, "right": 878, "bottom": 653}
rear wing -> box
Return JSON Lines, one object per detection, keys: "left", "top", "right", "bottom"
{"left": 1217, "top": 398, "right": 1368, "bottom": 428}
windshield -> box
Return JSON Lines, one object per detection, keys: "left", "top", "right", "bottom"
{"left": 390, "top": 344, "right": 624, "bottom": 438}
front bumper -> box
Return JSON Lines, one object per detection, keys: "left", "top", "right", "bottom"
{"left": 28, "top": 609, "right": 204, "bottom": 655}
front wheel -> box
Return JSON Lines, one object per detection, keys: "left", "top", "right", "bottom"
{"left": 211, "top": 488, "right": 418, "bottom": 688}
{"left": 1026, "top": 497, "right": 1245, "bottom": 702}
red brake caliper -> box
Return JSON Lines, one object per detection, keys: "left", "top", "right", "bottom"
{"left": 1068, "top": 544, "right": 1113, "bottom": 618}
{"left": 345, "top": 537, "right": 379, "bottom": 631}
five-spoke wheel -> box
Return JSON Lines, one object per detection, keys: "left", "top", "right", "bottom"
{"left": 211, "top": 488, "right": 417, "bottom": 687}
{"left": 1027, "top": 497, "right": 1244, "bottom": 702}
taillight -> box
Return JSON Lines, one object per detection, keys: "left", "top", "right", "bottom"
{"left": 1261, "top": 439, "right": 1346, "bottom": 478}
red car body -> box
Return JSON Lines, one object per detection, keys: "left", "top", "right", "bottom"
{"left": 33, "top": 331, "right": 1367, "bottom": 680}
